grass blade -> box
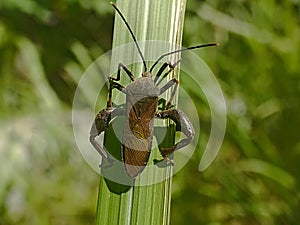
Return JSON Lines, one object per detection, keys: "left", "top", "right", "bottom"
{"left": 96, "top": 0, "right": 187, "bottom": 224}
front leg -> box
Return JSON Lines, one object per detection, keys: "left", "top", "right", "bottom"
{"left": 156, "top": 109, "right": 195, "bottom": 159}
{"left": 89, "top": 107, "right": 124, "bottom": 167}
{"left": 153, "top": 60, "right": 181, "bottom": 85}
{"left": 108, "top": 62, "right": 133, "bottom": 107}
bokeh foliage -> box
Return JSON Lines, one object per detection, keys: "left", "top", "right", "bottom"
{"left": 0, "top": 0, "right": 299, "bottom": 225}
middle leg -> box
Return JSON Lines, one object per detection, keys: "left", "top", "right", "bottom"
{"left": 159, "top": 78, "right": 179, "bottom": 110}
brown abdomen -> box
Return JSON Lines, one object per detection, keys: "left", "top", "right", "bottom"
{"left": 122, "top": 95, "right": 158, "bottom": 177}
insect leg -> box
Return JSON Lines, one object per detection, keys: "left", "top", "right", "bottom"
{"left": 108, "top": 78, "right": 127, "bottom": 107}
{"left": 155, "top": 109, "right": 195, "bottom": 159}
{"left": 154, "top": 60, "right": 181, "bottom": 85}
{"left": 108, "top": 63, "right": 133, "bottom": 107}
{"left": 112, "top": 63, "right": 135, "bottom": 82}
{"left": 90, "top": 107, "right": 124, "bottom": 167}
{"left": 159, "top": 78, "right": 179, "bottom": 110}
{"left": 153, "top": 61, "right": 169, "bottom": 84}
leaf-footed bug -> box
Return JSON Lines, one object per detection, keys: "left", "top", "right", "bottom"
{"left": 89, "top": 2, "right": 219, "bottom": 178}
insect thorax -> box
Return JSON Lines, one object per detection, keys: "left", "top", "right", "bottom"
{"left": 126, "top": 77, "right": 160, "bottom": 97}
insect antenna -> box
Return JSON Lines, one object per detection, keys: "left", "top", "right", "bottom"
{"left": 111, "top": 2, "right": 147, "bottom": 72}
{"left": 149, "top": 43, "right": 219, "bottom": 73}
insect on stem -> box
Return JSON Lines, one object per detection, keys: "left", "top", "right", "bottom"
{"left": 90, "top": 2, "right": 220, "bottom": 179}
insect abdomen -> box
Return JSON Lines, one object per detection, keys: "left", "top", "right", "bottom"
{"left": 122, "top": 95, "right": 158, "bottom": 177}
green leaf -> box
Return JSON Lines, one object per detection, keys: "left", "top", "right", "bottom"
{"left": 95, "top": 0, "right": 187, "bottom": 224}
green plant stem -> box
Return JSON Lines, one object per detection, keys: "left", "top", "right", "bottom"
{"left": 96, "top": 0, "right": 187, "bottom": 224}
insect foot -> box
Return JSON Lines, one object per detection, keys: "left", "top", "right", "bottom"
{"left": 162, "top": 155, "right": 175, "bottom": 166}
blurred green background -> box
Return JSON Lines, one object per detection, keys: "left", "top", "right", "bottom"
{"left": 0, "top": 0, "right": 299, "bottom": 224}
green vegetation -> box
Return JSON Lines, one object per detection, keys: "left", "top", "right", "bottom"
{"left": 95, "top": 1, "right": 183, "bottom": 224}
{"left": 0, "top": 0, "right": 299, "bottom": 225}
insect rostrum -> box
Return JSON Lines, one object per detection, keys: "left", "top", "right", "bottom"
{"left": 89, "top": 2, "right": 218, "bottom": 178}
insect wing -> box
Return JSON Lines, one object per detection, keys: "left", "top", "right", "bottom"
{"left": 122, "top": 96, "right": 158, "bottom": 177}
